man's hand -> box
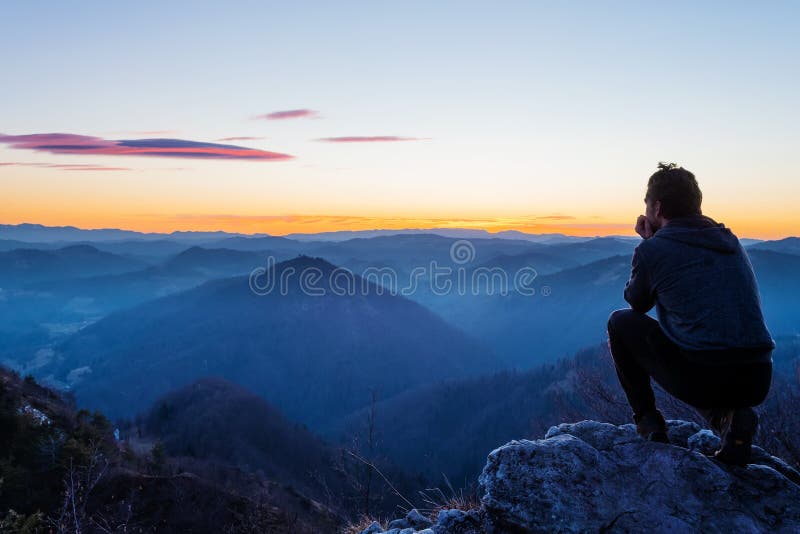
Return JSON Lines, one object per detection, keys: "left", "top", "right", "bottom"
{"left": 635, "top": 215, "right": 655, "bottom": 239}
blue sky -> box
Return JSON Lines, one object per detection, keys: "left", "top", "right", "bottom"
{"left": 1, "top": 1, "right": 798, "bottom": 237}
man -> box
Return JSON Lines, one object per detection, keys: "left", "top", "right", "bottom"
{"left": 606, "top": 162, "right": 775, "bottom": 466}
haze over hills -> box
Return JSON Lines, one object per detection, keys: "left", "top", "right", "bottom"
{"left": 285, "top": 228, "right": 607, "bottom": 243}
{"left": 0, "top": 244, "right": 146, "bottom": 287}
{"left": 748, "top": 236, "right": 800, "bottom": 256}
{"left": 2, "top": 223, "right": 797, "bottom": 378}
{"left": 420, "top": 248, "right": 800, "bottom": 367}
{"left": 0, "top": 247, "right": 283, "bottom": 367}
{"left": 0, "top": 222, "right": 775, "bottom": 246}
{"left": 43, "top": 256, "right": 499, "bottom": 424}
{"left": 0, "top": 222, "right": 626, "bottom": 245}
{"left": 0, "top": 223, "right": 267, "bottom": 243}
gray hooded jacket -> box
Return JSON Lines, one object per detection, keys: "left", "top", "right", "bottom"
{"left": 624, "top": 214, "right": 775, "bottom": 365}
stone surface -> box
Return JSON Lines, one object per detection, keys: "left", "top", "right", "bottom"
{"left": 477, "top": 419, "right": 800, "bottom": 533}
{"left": 375, "top": 419, "right": 800, "bottom": 533}
{"left": 433, "top": 509, "right": 484, "bottom": 534}
{"left": 361, "top": 520, "right": 384, "bottom": 534}
{"left": 406, "top": 508, "right": 434, "bottom": 529}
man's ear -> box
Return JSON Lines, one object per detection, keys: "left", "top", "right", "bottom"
{"left": 654, "top": 200, "right": 662, "bottom": 219}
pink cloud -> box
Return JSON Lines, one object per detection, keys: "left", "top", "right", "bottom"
{"left": 0, "top": 161, "right": 131, "bottom": 171}
{"left": 254, "top": 109, "right": 319, "bottom": 120}
{"left": 315, "top": 136, "right": 428, "bottom": 143}
{"left": 116, "top": 130, "right": 178, "bottom": 135}
{"left": 0, "top": 133, "right": 293, "bottom": 161}
{"left": 535, "top": 214, "right": 576, "bottom": 220}
{"left": 215, "top": 136, "right": 267, "bottom": 142}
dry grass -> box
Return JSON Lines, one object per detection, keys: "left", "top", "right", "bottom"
{"left": 417, "top": 474, "right": 482, "bottom": 523}
{"left": 340, "top": 514, "right": 385, "bottom": 534}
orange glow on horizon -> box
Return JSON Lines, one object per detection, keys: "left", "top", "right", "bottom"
{"left": 0, "top": 212, "right": 794, "bottom": 240}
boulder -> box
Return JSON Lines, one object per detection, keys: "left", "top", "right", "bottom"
{"left": 477, "top": 419, "right": 800, "bottom": 533}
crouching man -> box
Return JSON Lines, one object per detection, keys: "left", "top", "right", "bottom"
{"left": 607, "top": 163, "right": 775, "bottom": 466}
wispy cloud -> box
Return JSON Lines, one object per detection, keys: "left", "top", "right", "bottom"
{"left": 215, "top": 136, "right": 267, "bottom": 142}
{"left": 0, "top": 161, "right": 131, "bottom": 171}
{"left": 535, "top": 214, "right": 576, "bottom": 220}
{"left": 254, "top": 109, "right": 319, "bottom": 120}
{"left": 115, "top": 130, "right": 178, "bottom": 136}
{"left": 315, "top": 136, "right": 428, "bottom": 143}
{"left": 0, "top": 133, "right": 293, "bottom": 161}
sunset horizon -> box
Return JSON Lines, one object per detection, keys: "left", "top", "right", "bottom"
{"left": 0, "top": 212, "right": 793, "bottom": 241}
{"left": 3, "top": 3, "right": 798, "bottom": 244}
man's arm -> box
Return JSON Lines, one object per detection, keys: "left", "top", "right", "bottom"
{"left": 624, "top": 245, "right": 656, "bottom": 313}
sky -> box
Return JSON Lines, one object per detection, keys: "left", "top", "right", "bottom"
{"left": 1, "top": 1, "right": 798, "bottom": 239}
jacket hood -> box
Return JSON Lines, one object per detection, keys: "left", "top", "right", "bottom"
{"left": 653, "top": 215, "right": 739, "bottom": 253}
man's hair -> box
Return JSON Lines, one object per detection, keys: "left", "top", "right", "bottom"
{"left": 645, "top": 162, "right": 702, "bottom": 218}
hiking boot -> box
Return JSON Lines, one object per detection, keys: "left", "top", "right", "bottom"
{"left": 712, "top": 407, "right": 758, "bottom": 466}
{"left": 698, "top": 407, "right": 735, "bottom": 437}
{"left": 634, "top": 409, "right": 670, "bottom": 444}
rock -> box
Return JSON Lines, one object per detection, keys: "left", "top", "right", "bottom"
{"left": 406, "top": 509, "right": 434, "bottom": 529}
{"left": 434, "top": 509, "right": 484, "bottom": 533}
{"left": 478, "top": 419, "right": 800, "bottom": 533}
{"left": 360, "top": 520, "right": 384, "bottom": 534}
{"left": 387, "top": 518, "right": 409, "bottom": 530}
{"left": 687, "top": 428, "right": 720, "bottom": 452}
{"left": 686, "top": 429, "right": 800, "bottom": 486}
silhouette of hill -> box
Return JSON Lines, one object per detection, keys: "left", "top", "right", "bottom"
{"left": 159, "top": 246, "right": 268, "bottom": 276}
{"left": 745, "top": 249, "right": 800, "bottom": 335}
{"left": 424, "top": 249, "right": 800, "bottom": 367}
{"left": 0, "top": 244, "right": 146, "bottom": 287}
{"left": 45, "top": 256, "right": 499, "bottom": 424}
{"left": 87, "top": 239, "right": 198, "bottom": 262}
{"left": 541, "top": 236, "right": 637, "bottom": 263}
{"left": 19, "top": 247, "right": 277, "bottom": 315}
{"left": 326, "top": 361, "right": 569, "bottom": 483}
{"left": 0, "top": 223, "right": 263, "bottom": 244}
{"left": 0, "top": 247, "right": 286, "bottom": 367}
{"left": 0, "top": 366, "right": 343, "bottom": 532}
{"left": 748, "top": 237, "right": 800, "bottom": 256}
{"left": 471, "top": 250, "right": 577, "bottom": 276}
{"left": 142, "top": 377, "right": 346, "bottom": 500}
{"left": 206, "top": 235, "right": 306, "bottom": 253}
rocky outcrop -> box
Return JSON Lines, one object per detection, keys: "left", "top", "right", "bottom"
{"left": 480, "top": 419, "right": 800, "bottom": 533}
{"left": 363, "top": 419, "right": 800, "bottom": 534}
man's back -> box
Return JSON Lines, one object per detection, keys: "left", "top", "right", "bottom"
{"left": 610, "top": 164, "right": 773, "bottom": 465}
{"left": 624, "top": 214, "right": 775, "bottom": 362}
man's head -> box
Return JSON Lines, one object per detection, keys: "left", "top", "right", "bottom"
{"left": 644, "top": 162, "right": 702, "bottom": 230}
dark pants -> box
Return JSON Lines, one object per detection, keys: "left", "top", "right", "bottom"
{"left": 606, "top": 308, "right": 773, "bottom": 419}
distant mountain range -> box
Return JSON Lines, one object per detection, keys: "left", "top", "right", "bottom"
{"left": 2, "top": 227, "right": 797, "bottom": 375}
{"left": 420, "top": 248, "right": 800, "bottom": 367}
{"left": 0, "top": 223, "right": 266, "bottom": 243}
{"left": 42, "top": 256, "right": 500, "bottom": 423}
{"left": 0, "top": 244, "right": 146, "bottom": 287}
{"left": 0, "top": 222, "right": 640, "bottom": 245}
{"left": 748, "top": 237, "right": 800, "bottom": 256}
